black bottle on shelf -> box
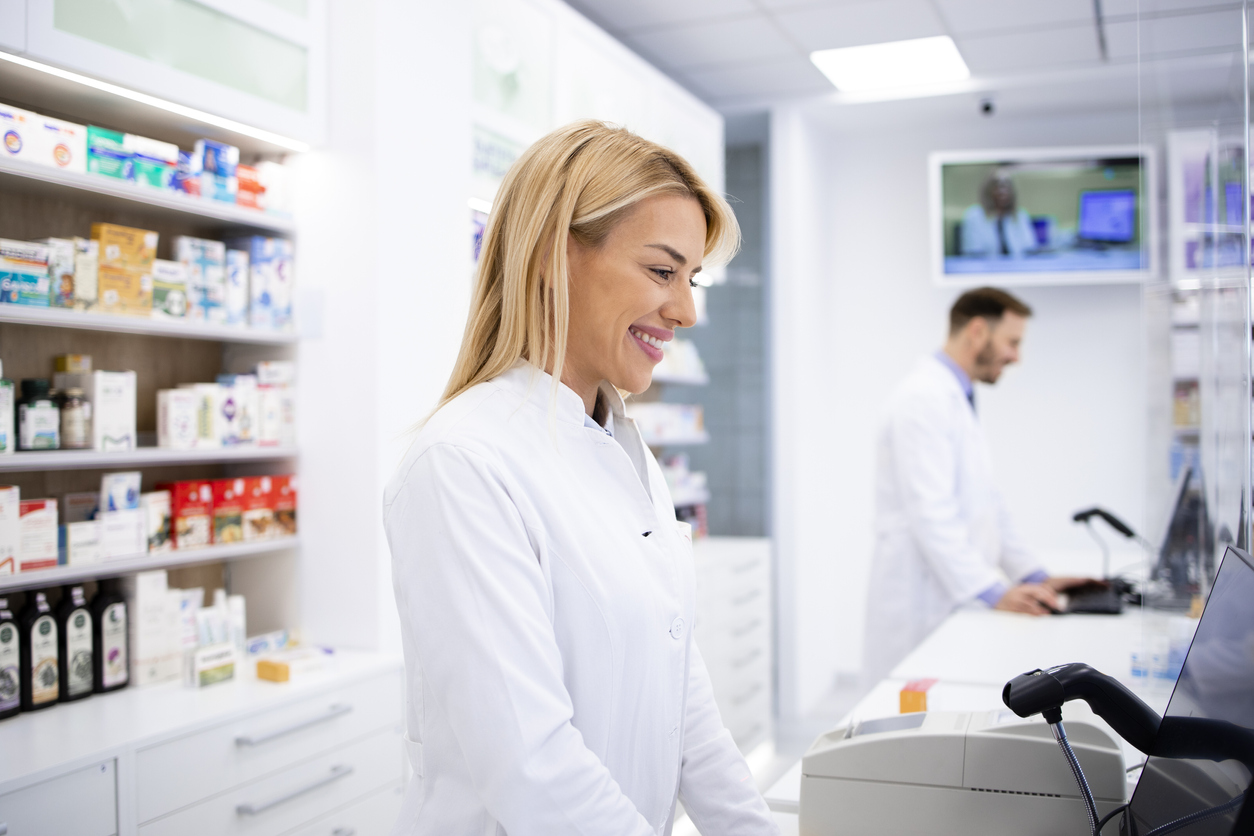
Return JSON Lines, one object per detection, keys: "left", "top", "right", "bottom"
{"left": 91, "top": 580, "right": 129, "bottom": 694}
{"left": 0, "top": 596, "right": 18, "bottom": 719}
{"left": 57, "top": 585, "right": 94, "bottom": 702}
{"left": 19, "top": 591, "right": 59, "bottom": 710}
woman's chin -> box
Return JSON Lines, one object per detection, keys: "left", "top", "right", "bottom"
{"left": 614, "top": 368, "right": 655, "bottom": 395}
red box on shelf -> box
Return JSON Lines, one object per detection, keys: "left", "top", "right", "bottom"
{"left": 242, "top": 476, "right": 275, "bottom": 541}
{"left": 157, "top": 480, "right": 213, "bottom": 549}
{"left": 211, "top": 478, "right": 247, "bottom": 545}
{"left": 273, "top": 475, "right": 297, "bottom": 538}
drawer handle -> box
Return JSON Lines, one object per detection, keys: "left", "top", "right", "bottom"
{"left": 732, "top": 648, "right": 763, "bottom": 668}
{"left": 731, "top": 559, "right": 760, "bottom": 574}
{"left": 732, "top": 682, "right": 763, "bottom": 706}
{"left": 731, "top": 588, "right": 762, "bottom": 606}
{"left": 332, "top": 829, "right": 356, "bottom": 836}
{"left": 236, "top": 764, "right": 354, "bottom": 816}
{"left": 731, "top": 618, "right": 762, "bottom": 638}
{"left": 236, "top": 703, "right": 353, "bottom": 747}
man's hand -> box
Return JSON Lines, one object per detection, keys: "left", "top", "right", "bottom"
{"left": 995, "top": 583, "right": 1060, "bottom": 615}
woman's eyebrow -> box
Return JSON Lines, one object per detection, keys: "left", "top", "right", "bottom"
{"left": 645, "top": 243, "right": 686, "bottom": 264}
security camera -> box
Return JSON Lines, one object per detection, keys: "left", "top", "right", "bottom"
{"left": 979, "top": 98, "right": 996, "bottom": 117}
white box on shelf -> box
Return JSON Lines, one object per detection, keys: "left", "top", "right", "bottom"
{"left": 142, "top": 491, "right": 172, "bottom": 554}
{"left": 175, "top": 236, "right": 227, "bottom": 324}
{"left": 0, "top": 485, "right": 18, "bottom": 575}
{"left": 0, "top": 104, "right": 39, "bottom": 165}
{"left": 177, "top": 383, "right": 223, "bottom": 448}
{"left": 157, "top": 388, "right": 199, "bottom": 449}
{"left": 255, "top": 360, "right": 296, "bottom": 385}
{"left": 100, "top": 508, "right": 145, "bottom": 560}
{"left": 186, "top": 642, "right": 237, "bottom": 688}
{"left": 32, "top": 114, "right": 88, "bottom": 174}
{"left": 217, "top": 374, "right": 258, "bottom": 446}
{"left": 225, "top": 248, "right": 249, "bottom": 327}
{"left": 53, "top": 371, "right": 139, "bottom": 452}
{"left": 258, "top": 385, "right": 296, "bottom": 447}
{"left": 63, "top": 491, "right": 99, "bottom": 523}
{"left": 100, "top": 470, "right": 141, "bottom": 512}
{"left": 63, "top": 520, "right": 102, "bottom": 566}
{"left": 19, "top": 498, "right": 58, "bottom": 572}
{"left": 125, "top": 570, "right": 181, "bottom": 686}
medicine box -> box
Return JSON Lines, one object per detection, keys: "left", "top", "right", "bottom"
{"left": 0, "top": 239, "right": 51, "bottom": 307}
{"left": 176, "top": 383, "right": 222, "bottom": 448}
{"left": 193, "top": 139, "right": 239, "bottom": 204}
{"left": 227, "top": 236, "right": 294, "bottom": 331}
{"left": 100, "top": 509, "right": 144, "bottom": 560}
{"left": 92, "top": 223, "right": 157, "bottom": 272}
{"left": 1, "top": 104, "right": 38, "bottom": 164}
{"left": 87, "top": 127, "right": 131, "bottom": 179}
{"left": 33, "top": 115, "right": 87, "bottom": 174}
{"left": 63, "top": 520, "right": 101, "bottom": 567}
{"left": 0, "top": 486, "right": 18, "bottom": 575}
{"left": 171, "top": 150, "right": 199, "bottom": 196}
{"left": 175, "top": 236, "right": 226, "bottom": 324}
{"left": 73, "top": 238, "right": 99, "bottom": 310}
{"left": 142, "top": 491, "right": 172, "bottom": 554}
{"left": 89, "top": 371, "right": 138, "bottom": 451}
{"left": 158, "top": 480, "right": 213, "bottom": 549}
{"left": 40, "top": 238, "right": 77, "bottom": 308}
{"left": 150, "top": 258, "right": 189, "bottom": 319}
{"left": 19, "top": 498, "right": 58, "bottom": 572}
{"left": 63, "top": 491, "right": 99, "bottom": 523}
{"left": 217, "top": 375, "right": 258, "bottom": 446}
{"left": 257, "top": 647, "right": 330, "bottom": 683}
{"left": 124, "top": 570, "right": 181, "bottom": 686}
{"left": 157, "top": 388, "right": 199, "bottom": 449}
{"left": 242, "top": 476, "right": 275, "bottom": 541}
{"left": 125, "top": 134, "right": 178, "bottom": 190}
{"left": 236, "top": 164, "right": 263, "bottom": 210}
{"left": 255, "top": 361, "right": 296, "bottom": 385}
{"left": 899, "top": 678, "right": 938, "bottom": 714}
{"left": 188, "top": 642, "right": 236, "bottom": 688}
{"left": 212, "top": 478, "right": 246, "bottom": 545}
{"left": 101, "top": 471, "right": 142, "bottom": 513}
{"left": 98, "top": 265, "right": 153, "bottom": 316}
{"left": 225, "top": 249, "right": 249, "bottom": 326}
{"left": 273, "top": 475, "right": 297, "bottom": 537}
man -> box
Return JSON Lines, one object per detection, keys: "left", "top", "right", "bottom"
{"left": 862, "top": 287, "right": 1084, "bottom": 684}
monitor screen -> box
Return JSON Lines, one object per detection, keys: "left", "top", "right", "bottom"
{"left": 1124, "top": 546, "right": 1254, "bottom": 835}
{"left": 931, "top": 146, "right": 1153, "bottom": 285}
{"left": 1078, "top": 190, "right": 1137, "bottom": 243}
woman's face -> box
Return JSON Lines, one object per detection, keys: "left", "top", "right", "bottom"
{"left": 564, "top": 193, "right": 706, "bottom": 404}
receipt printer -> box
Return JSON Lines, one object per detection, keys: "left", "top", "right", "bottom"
{"left": 799, "top": 709, "right": 1124, "bottom": 835}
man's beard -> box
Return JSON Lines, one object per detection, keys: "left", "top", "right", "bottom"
{"left": 973, "top": 339, "right": 1000, "bottom": 384}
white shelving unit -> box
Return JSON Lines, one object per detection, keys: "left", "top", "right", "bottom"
{"left": 0, "top": 445, "right": 296, "bottom": 472}
{"left": 0, "top": 303, "right": 297, "bottom": 344}
{"left": 0, "top": 536, "right": 299, "bottom": 593}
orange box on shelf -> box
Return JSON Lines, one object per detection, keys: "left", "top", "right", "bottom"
{"left": 900, "top": 678, "right": 937, "bottom": 714}
{"left": 157, "top": 480, "right": 213, "bottom": 549}
{"left": 91, "top": 223, "right": 157, "bottom": 271}
{"left": 97, "top": 264, "right": 153, "bottom": 316}
{"left": 272, "top": 475, "right": 297, "bottom": 537}
{"left": 212, "top": 478, "right": 246, "bottom": 545}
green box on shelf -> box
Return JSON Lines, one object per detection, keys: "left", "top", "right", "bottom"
{"left": 86, "top": 126, "right": 132, "bottom": 180}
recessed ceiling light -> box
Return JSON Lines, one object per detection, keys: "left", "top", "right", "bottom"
{"left": 0, "top": 50, "right": 311, "bottom": 153}
{"left": 811, "top": 36, "right": 970, "bottom": 92}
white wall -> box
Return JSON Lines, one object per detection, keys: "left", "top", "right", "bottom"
{"left": 770, "top": 97, "right": 1149, "bottom": 719}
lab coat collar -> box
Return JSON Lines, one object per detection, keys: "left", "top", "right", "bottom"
{"left": 493, "top": 360, "right": 591, "bottom": 427}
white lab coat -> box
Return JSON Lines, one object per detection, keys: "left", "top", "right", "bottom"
{"left": 862, "top": 355, "right": 1041, "bottom": 684}
{"left": 384, "top": 361, "right": 777, "bottom": 836}
{"left": 960, "top": 205, "right": 1037, "bottom": 257}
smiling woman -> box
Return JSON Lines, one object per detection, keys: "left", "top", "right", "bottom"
{"left": 383, "top": 121, "right": 778, "bottom": 836}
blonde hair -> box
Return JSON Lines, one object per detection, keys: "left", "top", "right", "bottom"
{"left": 438, "top": 120, "right": 740, "bottom": 412}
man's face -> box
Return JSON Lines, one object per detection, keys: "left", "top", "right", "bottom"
{"left": 972, "top": 312, "right": 1026, "bottom": 384}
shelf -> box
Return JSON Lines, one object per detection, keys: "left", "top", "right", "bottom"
{"left": 653, "top": 371, "right": 710, "bottom": 386}
{"left": 0, "top": 302, "right": 298, "bottom": 344}
{"left": 670, "top": 489, "right": 711, "bottom": 507}
{"left": 641, "top": 431, "right": 710, "bottom": 447}
{"left": 0, "top": 445, "right": 297, "bottom": 472}
{"left": 0, "top": 535, "right": 299, "bottom": 593}
{"left": 0, "top": 155, "right": 294, "bottom": 233}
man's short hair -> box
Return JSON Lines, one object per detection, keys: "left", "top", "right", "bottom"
{"left": 949, "top": 287, "right": 1032, "bottom": 335}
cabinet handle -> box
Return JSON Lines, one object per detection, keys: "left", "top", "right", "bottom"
{"left": 731, "top": 588, "right": 762, "bottom": 606}
{"left": 332, "top": 829, "right": 356, "bottom": 836}
{"left": 731, "top": 559, "right": 760, "bottom": 574}
{"left": 236, "top": 764, "right": 354, "bottom": 816}
{"left": 732, "top": 682, "right": 763, "bottom": 706}
{"left": 236, "top": 703, "right": 352, "bottom": 747}
{"left": 731, "top": 618, "right": 762, "bottom": 638}
{"left": 732, "top": 647, "right": 763, "bottom": 668}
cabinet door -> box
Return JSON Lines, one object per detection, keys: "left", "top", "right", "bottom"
{"left": 0, "top": 759, "right": 117, "bottom": 836}
{"left": 284, "top": 782, "right": 404, "bottom": 836}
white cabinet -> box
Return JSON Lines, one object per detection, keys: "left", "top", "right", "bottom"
{"left": 0, "top": 759, "right": 117, "bottom": 836}
{"left": 692, "top": 537, "right": 773, "bottom": 752}
{"left": 285, "top": 782, "right": 404, "bottom": 836}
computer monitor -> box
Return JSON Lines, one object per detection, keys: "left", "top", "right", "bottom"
{"left": 1122, "top": 545, "right": 1254, "bottom": 835}
{"left": 1078, "top": 189, "right": 1137, "bottom": 243}
{"left": 1151, "top": 465, "right": 1215, "bottom": 609}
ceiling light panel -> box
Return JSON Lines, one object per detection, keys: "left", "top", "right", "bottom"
{"left": 810, "top": 35, "right": 970, "bottom": 92}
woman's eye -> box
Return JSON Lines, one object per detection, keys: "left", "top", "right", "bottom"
{"left": 688, "top": 278, "right": 699, "bottom": 289}
{"left": 652, "top": 268, "right": 674, "bottom": 281}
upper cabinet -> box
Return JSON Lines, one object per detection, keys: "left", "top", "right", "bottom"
{"left": 3, "top": 0, "right": 326, "bottom": 147}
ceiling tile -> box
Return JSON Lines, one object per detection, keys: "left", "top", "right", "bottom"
{"left": 685, "top": 56, "right": 835, "bottom": 101}
{"left": 1104, "top": 8, "right": 1244, "bottom": 61}
{"left": 772, "top": 0, "right": 947, "bottom": 52}
{"left": 933, "top": 0, "right": 1093, "bottom": 35}
{"left": 562, "top": 0, "right": 758, "bottom": 33}
{"left": 619, "top": 14, "right": 799, "bottom": 72}
{"left": 958, "top": 24, "right": 1103, "bottom": 74}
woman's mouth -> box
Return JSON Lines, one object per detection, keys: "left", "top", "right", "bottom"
{"left": 630, "top": 327, "right": 665, "bottom": 362}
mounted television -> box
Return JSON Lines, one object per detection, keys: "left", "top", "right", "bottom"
{"left": 929, "top": 145, "right": 1157, "bottom": 286}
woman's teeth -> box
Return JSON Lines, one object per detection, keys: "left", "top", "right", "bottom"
{"left": 631, "top": 328, "right": 664, "bottom": 349}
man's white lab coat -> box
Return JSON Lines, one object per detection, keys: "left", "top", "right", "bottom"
{"left": 384, "top": 362, "right": 777, "bottom": 836}
{"left": 862, "top": 355, "right": 1041, "bottom": 684}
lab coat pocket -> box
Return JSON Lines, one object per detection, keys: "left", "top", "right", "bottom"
{"left": 403, "top": 733, "right": 424, "bottom": 778}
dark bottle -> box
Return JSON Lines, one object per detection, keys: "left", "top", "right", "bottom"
{"left": 57, "top": 585, "right": 94, "bottom": 702}
{"left": 17, "top": 378, "right": 60, "bottom": 451}
{"left": 0, "top": 597, "right": 18, "bottom": 719}
{"left": 92, "top": 580, "right": 129, "bottom": 694}
{"left": 19, "top": 591, "right": 59, "bottom": 710}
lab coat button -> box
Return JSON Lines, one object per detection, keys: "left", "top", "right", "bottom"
{"left": 669, "top": 617, "right": 685, "bottom": 639}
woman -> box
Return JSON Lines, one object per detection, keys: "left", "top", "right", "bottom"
{"left": 384, "top": 121, "right": 778, "bottom": 835}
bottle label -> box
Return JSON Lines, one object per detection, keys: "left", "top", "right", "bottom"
{"left": 101, "top": 602, "right": 128, "bottom": 688}
{"left": 66, "top": 608, "right": 93, "bottom": 696}
{"left": 62, "top": 404, "right": 91, "bottom": 449}
{"left": 0, "top": 621, "right": 18, "bottom": 711}
{"left": 30, "top": 614, "right": 58, "bottom": 704}
{"left": 19, "top": 403, "right": 59, "bottom": 450}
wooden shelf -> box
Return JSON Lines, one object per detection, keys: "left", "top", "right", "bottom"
{"left": 0, "top": 535, "right": 299, "bottom": 593}
{"left": 0, "top": 155, "right": 294, "bottom": 233}
{"left": 0, "top": 303, "right": 298, "bottom": 344}
{"left": 0, "top": 445, "right": 297, "bottom": 472}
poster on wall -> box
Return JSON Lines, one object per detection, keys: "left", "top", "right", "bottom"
{"left": 929, "top": 145, "right": 1157, "bottom": 286}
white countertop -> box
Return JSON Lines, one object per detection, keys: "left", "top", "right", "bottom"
{"left": 0, "top": 649, "right": 403, "bottom": 792}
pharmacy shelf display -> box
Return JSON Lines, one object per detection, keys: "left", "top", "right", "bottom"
{"left": 0, "top": 155, "right": 294, "bottom": 234}
{"left": 0, "top": 303, "right": 298, "bottom": 344}
{"left": 0, "top": 536, "right": 299, "bottom": 594}
{"left": 0, "top": 445, "right": 297, "bottom": 472}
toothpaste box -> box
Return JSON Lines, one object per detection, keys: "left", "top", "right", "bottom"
{"left": 33, "top": 115, "right": 87, "bottom": 173}
{"left": 40, "top": 238, "right": 77, "bottom": 308}
{"left": 86, "top": 126, "right": 131, "bottom": 180}
{"left": 212, "top": 478, "right": 246, "bottom": 545}
{"left": 157, "top": 480, "right": 213, "bottom": 549}
{"left": 150, "top": 258, "right": 189, "bottom": 319}
{"left": 272, "top": 475, "right": 297, "bottom": 537}
{"left": 141, "top": 491, "right": 172, "bottom": 554}
{"left": 125, "top": 134, "right": 178, "bottom": 190}
{"left": 0, "top": 104, "right": 38, "bottom": 163}
{"left": 157, "top": 388, "right": 199, "bottom": 449}
{"left": 0, "top": 486, "right": 18, "bottom": 575}
{"left": 0, "top": 239, "right": 50, "bottom": 306}
{"left": 72, "top": 238, "right": 98, "bottom": 310}
{"left": 175, "top": 236, "right": 226, "bottom": 324}
{"left": 19, "top": 498, "right": 58, "bottom": 571}
{"left": 242, "top": 476, "right": 275, "bottom": 541}
{"left": 226, "top": 236, "right": 294, "bottom": 332}
{"left": 224, "top": 249, "right": 249, "bottom": 326}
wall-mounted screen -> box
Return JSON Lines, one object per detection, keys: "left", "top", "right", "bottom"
{"left": 930, "top": 146, "right": 1156, "bottom": 286}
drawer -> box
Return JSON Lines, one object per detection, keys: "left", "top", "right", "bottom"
{"left": 0, "top": 759, "right": 117, "bottom": 836}
{"left": 138, "top": 671, "right": 402, "bottom": 823}
{"left": 282, "top": 781, "right": 404, "bottom": 836}
{"left": 696, "top": 586, "right": 768, "bottom": 635}
{"left": 140, "top": 727, "right": 402, "bottom": 836}
{"left": 695, "top": 557, "right": 768, "bottom": 602}
{"left": 702, "top": 636, "right": 769, "bottom": 689}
